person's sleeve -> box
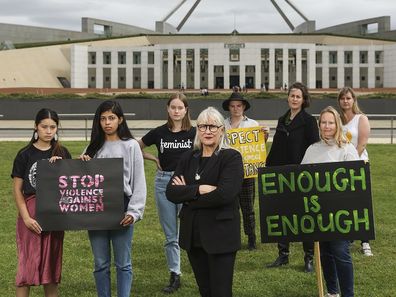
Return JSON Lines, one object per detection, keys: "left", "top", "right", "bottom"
{"left": 141, "top": 128, "right": 157, "bottom": 147}
{"left": 301, "top": 145, "right": 313, "bottom": 164}
{"left": 190, "top": 150, "right": 244, "bottom": 209}
{"left": 166, "top": 151, "right": 200, "bottom": 204}
{"left": 344, "top": 144, "right": 360, "bottom": 161}
{"left": 11, "top": 150, "right": 26, "bottom": 178}
{"left": 126, "top": 141, "right": 147, "bottom": 222}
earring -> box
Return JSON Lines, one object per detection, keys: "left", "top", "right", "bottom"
{"left": 54, "top": 133, "right": 58, "bottom": 141}
{"left": 34, "top": 131, "right": 38, "bottom": 140}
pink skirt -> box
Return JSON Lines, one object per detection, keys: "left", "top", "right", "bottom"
{"left": 16, "top": 195, "right": 64, "bottom": 286}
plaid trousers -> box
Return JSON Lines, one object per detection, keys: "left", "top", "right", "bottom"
{"left": 239, "top": 178, "right": 256, "bottom": 236}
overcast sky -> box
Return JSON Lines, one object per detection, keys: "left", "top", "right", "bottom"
{"left": 1, "top": 0, "right": 396, "bottom": 34}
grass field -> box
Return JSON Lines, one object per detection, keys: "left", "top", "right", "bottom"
{"left": 0, "top": 142, "right": 395, "bottom": 297}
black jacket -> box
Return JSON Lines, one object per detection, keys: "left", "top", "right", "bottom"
{"left": 166, "top": 148, "right": 243, "bottom": 254}
{"left": 266, "top": 109, "right": 319, "bottom": 166}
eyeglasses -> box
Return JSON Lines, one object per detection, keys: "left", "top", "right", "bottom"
{"left": 197, "top": 124, "right": 222, "bottom": 132}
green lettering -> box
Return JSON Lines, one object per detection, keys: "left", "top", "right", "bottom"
{"left": 335, "top": 210, "right": 352, "bottom": 233}
{"left": 267, "top": 215, "right": 282, "bottom": 236}
{"left": 310, "top": 195, "right": 321, "bottom": 213}
{"left": 317, "top": 213, "right": 335, "bottom": 232}
{"left": 262, "top": 173, "right": 277, "bottom": 194}
{"left": 315, "top": 171, "right": 331, "bottom": 192}
{"left": 300, "top": 215, "right": 315, "bottom": 233}
{"left": 279, "top": 172, "right": 295, "bottom": 193}
{"left": 281, "top": 215, "right": 299, "bottom": 235}
{"left": 333, "top": 168, "right": 348, "bottom": 191}
{"left": 297, "top": 171, "right": 313, "bottom": 193}
{"left": 353, "top": 209, "right": 370, "bottom": 231}
{"left": 350, "top": 168, "right": 367, "bottom": 191}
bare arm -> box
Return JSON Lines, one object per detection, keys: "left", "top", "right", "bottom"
{"left": 357, "top": 114, "right": 370, "bottom": 157}
{"left": 137, "top": 139, "right": 162, "bottom": 170}
{"left": 13, "top": 177, "right": 42, "bottom": 234}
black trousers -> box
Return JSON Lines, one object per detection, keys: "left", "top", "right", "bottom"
{"left": 187, "top": 247, "right": 236, "bottom": 297}
{"left": 278, "top": 241, "right": 314, "bottom": 260}
{"left": 239, "top": 178, "right": 255, "bottom": 237}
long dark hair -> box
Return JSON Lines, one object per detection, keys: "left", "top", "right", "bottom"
{"left": 24, "top": 108, "right": 67, "bottom": 157}
{"left": 86, "top": 100, "right": 133, "bottom": 157}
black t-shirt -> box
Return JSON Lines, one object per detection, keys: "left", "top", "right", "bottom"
{"left": 11, "top": 145, "right": 71, "bottom": 196}
{"left": 141, "top": 124, "right": 196, "bottom": 171}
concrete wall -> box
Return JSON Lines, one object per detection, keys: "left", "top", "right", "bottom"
{"left": 0, "top": 98, "right": 395, "bottom": 120}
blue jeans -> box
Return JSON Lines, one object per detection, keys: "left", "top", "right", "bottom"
{"left": 88, "top": 226, "right": 134, "bottom": 297}
{"left": 155, "top": 170, "right": 182, "bottom": 275}
{"left": 320, "top": 240, "right": 354, "bottom": 297}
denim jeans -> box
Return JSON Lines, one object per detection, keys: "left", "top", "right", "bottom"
{"left": 155, "top": 170, "right": 182, "bottom": 275}
{"left": 320, "top": 240, "right": 354, "bottom": 297}
{"left": 88, "top": 226, "right": 134, "bottom": 297}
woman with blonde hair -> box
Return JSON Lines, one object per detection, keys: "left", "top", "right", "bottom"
{"left": 337, "top": 87, "right": 373, "bottom": 256}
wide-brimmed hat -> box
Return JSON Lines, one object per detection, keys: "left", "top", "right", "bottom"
{"left": 222, "top": 92, "right": 251, "bottom": 111}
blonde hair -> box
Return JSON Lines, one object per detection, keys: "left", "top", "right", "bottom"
{"left": 337, "top": 87, "right": 364, "bottom": 124}
{"left": 193, "top": 107, "right": 229, "bottom": 151}
{"left": 319, "top": 106, "right": 348, "bottom": 148}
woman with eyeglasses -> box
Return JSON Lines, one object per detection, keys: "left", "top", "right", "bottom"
{"left": 166, "top": 107, "right": 244, "bottom": 297}
{"left": 138, "top": 93, "right": 195, "bottom": 293}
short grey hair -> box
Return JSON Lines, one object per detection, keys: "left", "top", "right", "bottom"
{"left": 194, "top": 106, "right": 230, "bottom": 151}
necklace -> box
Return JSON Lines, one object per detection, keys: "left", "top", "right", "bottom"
{"left": 195, "top": 157, "right": 210, "bottom": 181}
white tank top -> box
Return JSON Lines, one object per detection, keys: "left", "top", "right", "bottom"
{"left": 342, "top": 114, "right": 369, "bottom": 161}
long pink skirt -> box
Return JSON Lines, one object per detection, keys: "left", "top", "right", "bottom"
{"left": 16, "top": 195, "right": 64, "bottom": 286}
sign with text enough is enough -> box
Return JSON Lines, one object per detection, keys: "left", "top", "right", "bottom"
{"left": 36, "top": 158, "right": 124, "bottom": 231}
{"left": 226, "top": 126, "right": 267, "bottom": 178}
{"left": 258, "top": 161, "right": 375, "bottom": 243}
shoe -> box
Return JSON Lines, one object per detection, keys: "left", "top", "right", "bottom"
{"left": 324, "top": 293, "right": 340, "bottom": 297}
{"left": 248, "top": 234, "right": 257, "bottom": 250}
{"left": 361, "top": 242, "right": 373, "bottom": 256}
{"left": 267, "top": 255, "right": 289, "bottom": 268}
{"left": 304, "top": 258, "right": 314, "bottom": 273}
{"left": 162, "top": 272, "right": 181, "bottom": 294}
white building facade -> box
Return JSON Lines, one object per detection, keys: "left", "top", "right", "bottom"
{"left": 71, "top": 35, "right": 396, "bottom": 90}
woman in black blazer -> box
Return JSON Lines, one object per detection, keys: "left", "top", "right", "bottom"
{"left": 166, "top": 107, "right": 244, "bottom": 297}
{"left": 266, "top": 82, "right": 320, "bottom": 273}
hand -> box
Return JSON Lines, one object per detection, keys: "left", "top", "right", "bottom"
{"left": 49, "top": 156, "right": 62, "bottom": 163}
{"left": 23, "top": 217, "right": 42, "bottom": 234}
{"left": 120, "top": 214, "right": 134, "bottom": 226}
{"left": 79, "top": 154, "right": 91, "bottom": 161}
{"left": 155, "top": 158, "right": 163, "bottom": 171}
{"left": 172, "top": 175, "right": 186, "bottom": 186}
{"left": 199, "top": 185, "right": 217, "bottom": 194}
{"left": 261, "top": 126, "right": 270, "bottom": 142}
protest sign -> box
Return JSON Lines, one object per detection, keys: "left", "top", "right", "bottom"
{"left": 258, "top": 160, "right": 375, "bottom": 243}
{"left": 226, "top": 126, "right": 267, "bottom": 178}
{"left": 36, "top": 158, "right": 124, "bottom": 231}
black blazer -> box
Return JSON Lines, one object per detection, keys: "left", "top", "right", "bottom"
{"left": 266, "top": 109, "right": 319, "bottom": 166}
{"left": 166, "top": 148, "right": 244, "bottom": 254}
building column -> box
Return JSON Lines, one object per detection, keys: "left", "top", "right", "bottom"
{"left": 255, "top": 48, "right": 261, "bottom": 90}
{"left": 181, "top": 48, "right": 187, "bottom": 89}
{"left": 307, "top": 47, "right": 316, "bottom": 89}
{"left": 141, "top": 50, "right": 148, "bottom": 89}
{"left": 352, "top": 48, "right": 360, "bottom": 88}
{"left": 240, "top": 64, "right": 246, "bottom": 89}
{"left": 282, "top": 47, "right": 288, "bottom": 87}
{"left": 296, "top": 48, "right": 302, "bottom": 83}
{"left": 154, "top": 49, "right": 161, "bottom": 89}
{"left": 269, "top": 48, "right": 275, "bottom": 89}
{"left": 194, "top": 48, "right": 200, "bottom": 89}
{"left": 70, "top": 45, "right": 88, "bottom": 88}
{"left": 322, "top": 49, "right": 329, "bottom": 88}
{"left": 126, "top": 51, "right": 133, "bottom": 88}
{"left": 224, "top": 63, "right": 230, "bottom": 90}
{"left": 96, "top": 50, "right": 103, "bottom": 89}
{"left": 110, "top": 51, "right": 118, "bottom": 89}
{"left": 337, "top": 48, "right": 344, "bottom": 88}
{"left": 368, "top": 47, "right": 375, "bottom": 88}
{"left": 168, "top": 48, "right": 174, "bottom": 89}
{"left": 208, "top": 48, "right": 214, "bottom": 89}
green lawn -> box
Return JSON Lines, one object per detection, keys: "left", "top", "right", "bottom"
{"left": 0, "top": 142, "right": 395, "bottom": 297}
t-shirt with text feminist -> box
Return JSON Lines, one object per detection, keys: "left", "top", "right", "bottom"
{"left": 141, "top": 124, "right": 196, "bottom": 171}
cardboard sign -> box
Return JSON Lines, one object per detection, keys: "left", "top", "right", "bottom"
{"left": 258, "top": 160, "right": 375, "bottom": 243}
{"left": 36, "top": 158, "right": 124, "bottom": 231}
{"left": 226, "top": 126, "right": 267, "bottom": 178}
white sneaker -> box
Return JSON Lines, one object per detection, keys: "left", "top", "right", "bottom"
{"left": 361, "top": 242, "right": 373, "bottom": 256}
{"left": 325, "top": 293, "right": 340, "bottom": 297}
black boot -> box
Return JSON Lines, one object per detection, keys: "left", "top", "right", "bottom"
{"left": 163, "top": 272, "right": 181, "bottom": 294}
{"left": 248, "top": 234, "right": 257, "bottom": 250}
{"left": 267, "top": 255, "right": 289, "bottom": 268}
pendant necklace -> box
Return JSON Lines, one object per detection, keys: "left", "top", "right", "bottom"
{"left": 195, "top": 156, "right": 210, "bottom": 181}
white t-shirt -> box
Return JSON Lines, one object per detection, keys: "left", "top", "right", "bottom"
{"left": 225, "top": 116, "right": 259, "bottom": 130}
{"left": 301, "top": 140, "right": 359, "bottom": 165}
{"left": 342, "top": 114, "right": 369, "bottom": 161}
